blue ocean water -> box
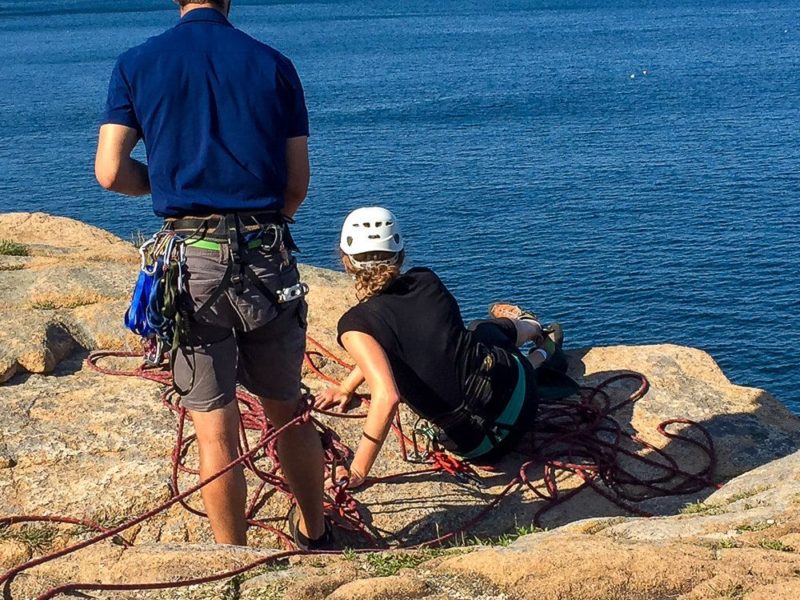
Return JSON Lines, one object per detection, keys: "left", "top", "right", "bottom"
{"left": 0, "top": 1, "right": 798, "bottom": 410}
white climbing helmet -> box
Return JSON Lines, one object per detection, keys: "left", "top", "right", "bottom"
{"left": 339, "top": 207, "right": 404, "bottom": 257}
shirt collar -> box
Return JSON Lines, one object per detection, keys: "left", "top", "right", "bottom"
{"left": 178, "top": 8, "right": 232, "bottom": 27}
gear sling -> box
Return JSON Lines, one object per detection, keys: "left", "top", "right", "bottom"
{"left": 124, "top": 213, "right": 308, "bottom": 392}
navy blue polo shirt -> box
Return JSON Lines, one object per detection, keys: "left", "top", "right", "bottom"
{"left": 103, "top": 8, "right": 309, "bottom": 217}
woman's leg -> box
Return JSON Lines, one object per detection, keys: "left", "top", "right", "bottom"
{"left": 468, "top": 317, "right": 542, "bottom": 350}
{"left": 508, "top": 318, "right": 543, "bottom": 347}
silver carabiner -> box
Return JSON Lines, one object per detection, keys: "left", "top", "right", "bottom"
{"left": 139, "top": 236, "right": 159, "bottom": 275}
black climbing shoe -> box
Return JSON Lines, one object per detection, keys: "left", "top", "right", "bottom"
{"left": 287, "top": 504, "right": 336, "bottom": 551}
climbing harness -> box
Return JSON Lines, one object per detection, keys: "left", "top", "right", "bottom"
{"left": 426, "top": 348, "right": 536, "bottom": 461}
{"left": 124, "top": 213, "right": 310, "bottom": 377}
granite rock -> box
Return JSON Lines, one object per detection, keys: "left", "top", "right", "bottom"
{"left": 2, "top": 213, "right": 799, "bottom": 600}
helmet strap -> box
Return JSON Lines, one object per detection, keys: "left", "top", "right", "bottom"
{"left": 349, "top": 253, "right": 400, "bottom": 270}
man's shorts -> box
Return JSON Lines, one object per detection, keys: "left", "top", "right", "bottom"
{"left": 172, "top": 243, "right": 308, "bottom": 412}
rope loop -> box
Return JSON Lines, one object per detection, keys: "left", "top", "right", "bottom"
{"left": 0, "top": 346, "right": 718, "bottom": 599}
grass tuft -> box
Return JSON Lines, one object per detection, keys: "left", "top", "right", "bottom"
{"left": 130, "top": 230, "right": 148, "bottom": 248}
{"left": 362, "top": 548, "right": 445, "bottom": 577}
{"left": 726, "top": 486, "right": 770, "bottom": 504}
{"left": 706, "top": 582, "right": 749, "bottom": 600}
{"left": 680, "top": 501, "right": 725, "bottom": 516}
{"left": 681, "top": 487, "right": 770, "bottom": 517}
{"left": 0, "top": 524, "right": 59, "bottom": 553}
{"left": 342, "top": 547, "right": 358, "bottom": 561}
{"left": 711, "top": 538, "right": 739, "bottom": 550}
{"left": 464, "top": 524, "right": 545, "bottom": 548}
{"left": 0, "top": 240, "right": 29, "bottom": 257}
{"left": 735, "top": 521, "right": 775, "bottom": 534}
{"left": 758, "top": 539, "right": 795, "bottom": 552}
{"left": 29, "top": 290, "right": 107, "bottom": 310}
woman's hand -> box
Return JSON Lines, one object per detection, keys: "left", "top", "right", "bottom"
{"left": 327, "top": 465, "right": 366, "bottom": 491}
{"left": 314, "top": 386, "right": 353, "bottom": 412}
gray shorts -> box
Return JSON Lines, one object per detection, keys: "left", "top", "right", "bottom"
{"left": 173, "top": 243, "right": 308, "bottom": 412}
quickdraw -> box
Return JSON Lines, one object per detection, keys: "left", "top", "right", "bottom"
{"left": 124, "top": 229, "right": 189, "bottom": 366}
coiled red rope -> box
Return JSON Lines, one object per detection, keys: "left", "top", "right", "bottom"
{"left": 0, "top": 336, "right": 719, "bottom": 599}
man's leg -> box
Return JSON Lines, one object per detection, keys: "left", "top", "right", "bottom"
{"left": 260, "top": 396, "right": 326, "bottom": 540}
{"left": 189, "top": 403, "right": 248, "bottom": 545}
{"left": 238, "top": 297, "right": 326, "bottom": 541}
{"left": 174, "top": 323, "right": 247, "bottom": 545}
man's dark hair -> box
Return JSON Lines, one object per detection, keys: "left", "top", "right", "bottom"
{"left": 176, "top": 0, "right": 228, "bottom": 8}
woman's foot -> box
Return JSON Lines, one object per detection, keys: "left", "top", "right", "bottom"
{"left": 488, "top": 302, "right": 538, "bottom": 322}
{"left": 489, "top": 302, "right": 542, "bottom": 346}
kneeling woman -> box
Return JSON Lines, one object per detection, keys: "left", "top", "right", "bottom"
{"left": 316, "top": 207, "right": 555, "bottom": 488}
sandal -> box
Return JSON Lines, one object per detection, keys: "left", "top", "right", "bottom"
{"left": 487, "top": 302, "right": 538, "bottom": 322}
{"left": 287, "top": 504, "right": 336, "bottom": 551}
{"left": 533, "top": 322, "right": 568, "bottom": 374}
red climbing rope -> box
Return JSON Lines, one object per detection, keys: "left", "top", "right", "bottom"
{"left": 0, "top": 338, "right": 719, "bottom": 600}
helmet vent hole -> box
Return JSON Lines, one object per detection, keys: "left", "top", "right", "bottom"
{"left": 346, "top": 236, "right": 353, "bottom": 246}
{"left": 394, "top": 234, "right": 401, "bottom": 243}
{"left": 363, "top": 222, "right": 371, "bottom": 228}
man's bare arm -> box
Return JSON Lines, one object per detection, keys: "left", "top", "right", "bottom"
{"left": 95, "top": 124, "right": 150, "bottom": 196}
{"left": 283, "top": 136, "right": 310, "bottom": 218}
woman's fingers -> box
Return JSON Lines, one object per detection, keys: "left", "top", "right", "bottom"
{"left": 335, "top": 394, "right": 352, "bottom": 412}
{"left": 326, "top": 465, "right": 350, "bottom": 490}
{"left": 314, "top": 388, "right": 337, "bottom": 409}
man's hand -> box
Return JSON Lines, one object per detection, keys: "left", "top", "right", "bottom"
{"left": 314, "top": 386, "right": 353, "bottom": 412}
{"left": 95, "top": 124, "right": 150, "bottom": 196}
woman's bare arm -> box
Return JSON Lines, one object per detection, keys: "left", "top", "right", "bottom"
{"left": 339, "top": 331, "right": 401, "bottom": 486}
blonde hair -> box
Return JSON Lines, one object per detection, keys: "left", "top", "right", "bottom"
{"left": 342, "top": 251, "right": 405, "bottom": 301}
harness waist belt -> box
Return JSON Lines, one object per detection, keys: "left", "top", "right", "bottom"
{"left": 167, "top": 211, "right": 285, "bottom": 243}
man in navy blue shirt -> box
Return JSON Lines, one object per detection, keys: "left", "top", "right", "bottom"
{"left": 95, "top": 0, "right": 328, "bottom": 549}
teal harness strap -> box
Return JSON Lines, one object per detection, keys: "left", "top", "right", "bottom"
{"left": 460, "top": 354, "right": 528, "bottom": 460}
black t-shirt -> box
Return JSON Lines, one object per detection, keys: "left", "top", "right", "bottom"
{"left": 337, "top": 268, "right": 475, "bottom": 422}
{"left": 338, "top": 267, "right": 541, "bottom": 458}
